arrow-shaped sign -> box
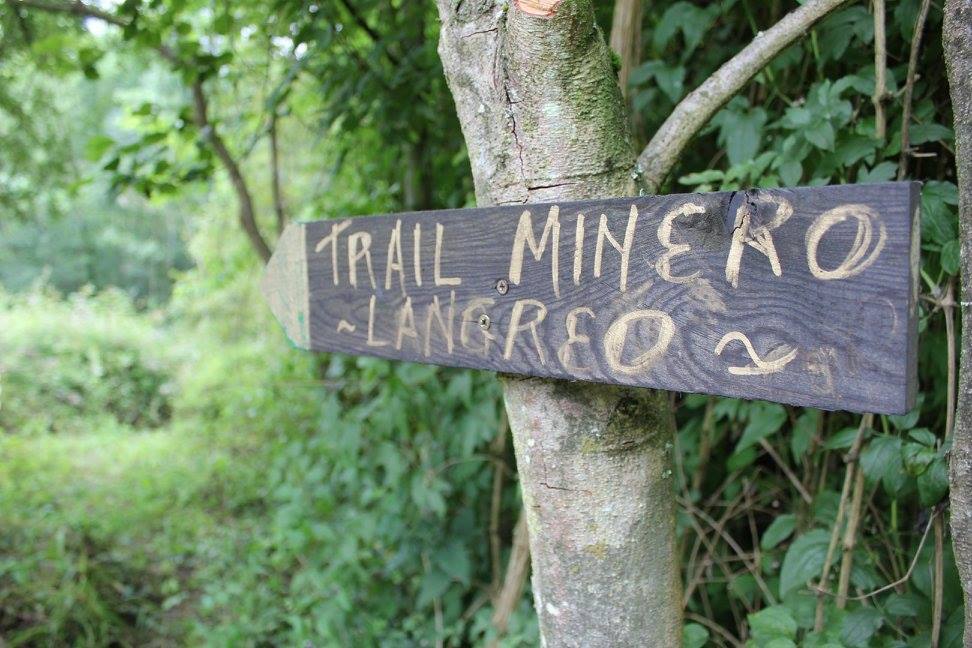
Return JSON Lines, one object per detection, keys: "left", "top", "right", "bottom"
{"left": 263, "top": 182, "right": 920, "bottom": 414}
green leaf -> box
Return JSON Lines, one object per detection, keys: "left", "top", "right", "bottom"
{"left": 782, "top": 106, "right": 813, "bottom": 129}
{"left": 712, "top": 99, "right": 767, "bottom": 166}
{"left": 889, "top": 396, "right": 923, "bottom": 430}
{"left": 942, "top": 239, "right": 961, "bottom": 275}
{"left": 791, "top": 410, "right": 819, "bottom": 464}
{"left": 903, "top": 429, "right": 938, "bottom": 476}
{"left": 805, "top": 121, "right": 835, "bottom": 151}
{"left": 824, "top": 426, "right": 862, "bottom": 450}
{"left": 778, "top": 160, "right": 802, "bottom": 187}
{"left": 748, "top": 605, "right": 798, "bottom": 642}
{"left": 918, "top": 457, "right": 949, "bottom": 506}
{"left": 761, "top": 514, "right": 797, "bottom": 551}
{"left": 682, "top": 623, "right": 709, "bottom": 648}
{"left": 910, "top": 122, "right": 953, "bottom": 145}
{"left": 780, "top": 529, "right": 830, "bottom": 597}
{"left": 416, "top": 567, "right": 450, "bottom": 608}
{"left": 84, "top": 135, "right": 115, "bottom": 162}
{"left": 884, "top": 592, "right": 922, "bottom": 617}
{"left": 860, "top": 435, "right": 905, "bottom": 496}
{"left": 922, "top": 181, "right": 959, "bottom": 245}
{"left": 728, "top": 446, "right": 758, "bottom": 472}
{"left": 839, "top": 607, "right": 883, "bottom": 647}
{"left": 436, "top": 542, "right": 471, "bottom": 586}
{"left": 858, "top": 161, "right": 897, "bottom": 183}
{"left": 735, "top": 402, "right": 787, "bottom": 453}
{"left": 763, "top": 640, "right": 797, "bottom": 648}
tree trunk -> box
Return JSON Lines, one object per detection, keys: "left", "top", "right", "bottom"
{"left": 609, "top": 0, "right": 643, "bottom": 98}
{"left": 944, "top": 0, "right": 972, "bottom": 643}
{"left": 435, "top": 1, "right": 682, "bottom": 645}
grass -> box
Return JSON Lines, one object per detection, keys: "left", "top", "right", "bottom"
{"left": 0, "top": 423, "right": 261, "bottom": 647}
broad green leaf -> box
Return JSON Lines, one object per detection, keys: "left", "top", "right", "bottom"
{"left": 436, "top": 542, "right": 472, "bottom": 586}
{"left": 921, "top": 181, "right": 959, "bottom": 245}
{"left": 84, "top": 135, "right": 115, "bottom": 162}
{"left": 679, "top": 169, "right": 724, "bottom": 186}
{"left": 860, "top": 435, "right": 905, "bottom": 496}
{"left": 805, "top": 121, "right": 835, "bottom": 151}
{"left": 889, "top": 396, "right": 923, "bottom": 430}
{"left": 778, "top": 160, "right": 802, "bottom": 187}
{"left": 840, "top": 607, "right": 883, "bottom": 647}
{"left": 761, "top": 514, "right": 797, "bottom": 551}
{"left": 728, "top": 446, "right": 758, "bottom": 472}
{"left": 917, "top": 457, "right": 948, "bottom": 506}
{"left": 735, "top": 402, "right": 787, "bottom": 453}
{"left": 824, "top": 426, "right": 862, "bottom": 450}
{"left": 748, "top": 605, "right": 798, "bottom": 642}
{"left": 942, "top": 239, "right": 961, "bottom": 275}
{"left": 858, "top": 161, "right": 897, "bottom": 183}
{"left": 416, "top": 567, "right": 450, "bottom": 608}
{"left": 682, "top": 623, "right": 709, "bottom": 648}
{"left": 910, "top": 122, "right": 953, "bottom": 145}
{"left": 779, "top": 529, "right": 830, "bottom": 597}
{"left": 791, "top": 410, "right": 819, "bottom": 464}
{"left": 712, "top": 99, "right": 767, "bottom": 166}
{"left": 884, "top": 592, "right": 922, "bottom": 617}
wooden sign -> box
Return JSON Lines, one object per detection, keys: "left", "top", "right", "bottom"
{"left": 262, "top": 182, "right": 920, "bottom": 414}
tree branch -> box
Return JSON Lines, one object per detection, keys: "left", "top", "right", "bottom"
{"left": 14, "top": 0, "right": 273, "bottom": 263}
{"left": 13, "top": 0, "right": 125, "bottom": 27}
{"left": 634, "top": 0, "right": 850, "bottom": 192}
{"left": 335, "top": 0, "right": 400, "bottom": 66}
{"left": 897, "top": 0, "right": 933, "bottom": 180}
{"left": 192, "top": 81, "right": 272, "bottom": 262}
{"left": 269, "top": 111, "right": 288, "bottom": 235}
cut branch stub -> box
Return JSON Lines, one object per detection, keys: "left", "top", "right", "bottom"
{"left": 262, "top": 182, "right": 921, "bottom": 414}
{"left": 514, "top": 0, "right": 563, "bottom": 17}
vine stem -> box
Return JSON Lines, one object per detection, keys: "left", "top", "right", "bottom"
{"left": 897, "top": 0, "right": 933, "bottom": 180}
{"left": 871, "top": 0, "right": 888, "bottom": 141}
{"left": 814, "top": 413, "right": 873, "bottom": 630}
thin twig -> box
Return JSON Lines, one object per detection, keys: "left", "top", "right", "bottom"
{"left": 335, "top": 0, "right": 400, "bottom": 65}
{"left": 836, "top": 467, "right": 868, "bottom": 608}
{"left": 872, "top": 0, "right": 888, "bottom": 141}
{"left": 14, "top": 0, "right": 273, "bottom": 263}
{"left": 814, "top": 413, "right": 872, "bottom": 630}
{"left": 685, "top": 612, "right": 744, "bottom": 648}
{"left": 691, "top": 397, "right": 717, "bottom": 493}
{"left": 681, "top": 495, "right": 778, "bottom": 605}
{"left": 813, "top": 506, "right": 937, "bottom": 601}
{"left": 489, "top": 411, "right": 510, "bottom": 597}
{"left": 269, "top": 111, "right": 288, "bottom": 235}
{"left": 897, "top": 0, "right": 933, "bottom": 180}
{"left": 489, "top": 512, "right": 530, "bottom": 645}
{"left": 932, "top": 515, "right": 944, "bottom": 647}
{"left": 759, "top": 437, "right": 813, "bottom": 504}
{"left": 945, "top": 280, "right": 957, "bottom": 439}
{"left": 13, "top": 0, "right": 124, "bottom": 26}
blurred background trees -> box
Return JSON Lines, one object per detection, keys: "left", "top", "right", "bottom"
{"left": 0, "top": 0, "right": 963, "bottom": 645}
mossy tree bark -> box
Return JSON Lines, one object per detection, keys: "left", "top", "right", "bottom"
{"left": 943, "top": 0, "right": 972, "bottom": 643}
{"left": 435, "top": 1, "right": 682, "bottom": 645}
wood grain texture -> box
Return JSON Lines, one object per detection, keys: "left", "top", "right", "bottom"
{"left": 262, "top": 182, "right": 920, "bottom": 414}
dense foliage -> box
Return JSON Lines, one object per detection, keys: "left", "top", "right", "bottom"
{"left": 0, "top": 0, "right": 962, "bottom": 645}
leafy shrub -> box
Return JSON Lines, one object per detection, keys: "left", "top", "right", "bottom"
{"left": 0, "top": 287, "right": 176, "bottom": 434}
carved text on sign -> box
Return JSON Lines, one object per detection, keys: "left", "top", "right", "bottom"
{"left": 263, "top": 183, "right": 920, "bottom": 413}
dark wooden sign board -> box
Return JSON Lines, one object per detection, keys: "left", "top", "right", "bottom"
{"left": 263, "top": 182, "right": 920, "bottom": 414}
